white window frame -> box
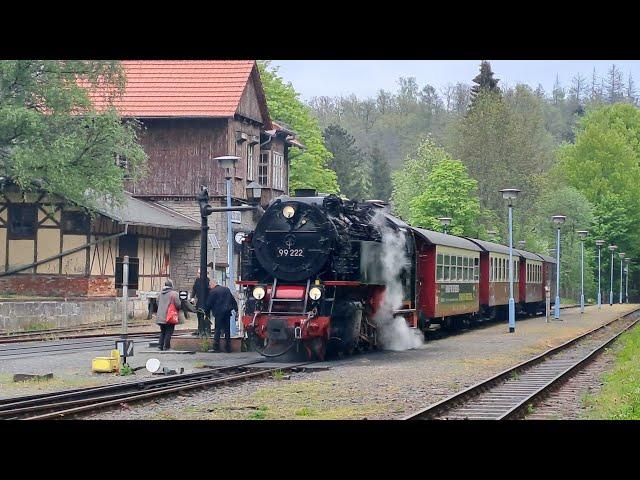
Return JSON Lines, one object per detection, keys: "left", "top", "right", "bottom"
{"left": 247, "top": 144, "right": 255, "bottom": 181}
{"left": 273, "top": 152, "right": 284, "bottom": 190}
{"left": 259, "top": 151, "right": 270, "bottom": 187}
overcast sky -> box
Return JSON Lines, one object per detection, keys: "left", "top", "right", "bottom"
{"left": 270, "top": 60, "right": 640, "bottom": 101}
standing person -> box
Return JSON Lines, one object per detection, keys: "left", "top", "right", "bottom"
{"left": 156, "top": 279, "right": 181, "bottom": 351}
{"left": 205, "top": 278, "right": 238, "bottom": 353}
{"left": 190, "top": 268, "right": 212, "bottom": 336}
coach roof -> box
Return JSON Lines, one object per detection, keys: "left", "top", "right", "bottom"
{"left": 535, "top": 253, "right": 557, "bottom": 264}
{"left": 411, "top": 228, "right": 482, "bottom": 251}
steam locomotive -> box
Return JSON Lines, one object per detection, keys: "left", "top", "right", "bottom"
{"left": 238, "top": 190, "right": 556, "bottom": 360}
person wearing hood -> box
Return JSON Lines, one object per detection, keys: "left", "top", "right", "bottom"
{"left": 156, "top": 279, "right": 181, "bottom": 351}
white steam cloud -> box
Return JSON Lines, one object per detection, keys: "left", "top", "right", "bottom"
{"left": 371, "top": 212, "right": 423, "bottom": 351}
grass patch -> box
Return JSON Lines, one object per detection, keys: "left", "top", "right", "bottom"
{"left": 295, "top": 406, "right": 314, "bottom": 417}
{"left": 199, "top": 339, "right": 210, "bottom": 353}
{"left": 582, "top": 325, "right": 640, "bottom": 419}
{"left": 272, "top": 369, "right": 285, "bottom": 381}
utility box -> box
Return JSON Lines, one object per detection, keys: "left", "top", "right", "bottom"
{"left": 92, "top": 349, "right": 121, "bottom": 373}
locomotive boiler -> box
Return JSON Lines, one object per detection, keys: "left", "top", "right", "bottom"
{"left": 239, "top": 190, "right": 416, "bottom": 360}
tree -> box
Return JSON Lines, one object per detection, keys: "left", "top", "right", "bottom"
{"left": 533, "top": 186, "right": 596, "bottom": 299}
{"left": 0, "top": 60, "right": 147, "bottom": 208}
{"left": 557, "top": 103, "right": 640, "bottom": 263}
{"left": 391, "top": 137, "right": 447, "bottom": 221}
{"left": 257, "top": 61, "right": 338, "bottom": 193}
{"left": 605, "top": 64, "right": 625, "bottom": 104}
{"left": 470, "top": 61, "right": 500, "bottom": 106}
{"left": 408, "top": 157, "right": 481, "bottom": 236}
{"left": 323, "top": 124, "right": 370, "bottom": 200}
{"left": 368, "top": 144, "right": 392, "bottom": 201}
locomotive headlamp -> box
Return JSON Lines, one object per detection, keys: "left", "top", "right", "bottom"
{"left": 283, "top": 205, "right": 296, "bottom": 219}
{"left": 308, "top": 286, "right": 323, "bottom": 301}
{"left": 252, "top": 286, "right": 266, "bottom": 300}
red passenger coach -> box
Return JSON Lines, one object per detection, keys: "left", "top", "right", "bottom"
{"left": 536, "top": 253, "right": 557, "bottom": 303}
{"left": 412, "top": 228, "right": 482, "bottom": 330}
{"left": 517, "top": 249, "right": 545, "bottom": 314}
{"left": 466, "top": 238, "right": 520, "bottom": 319}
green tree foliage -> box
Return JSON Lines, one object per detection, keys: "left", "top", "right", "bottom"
{"left": 323, "top": 124, "right": 370, "bottom": 200}
{"left": 257, "top": 61, "right": 338, "bottom": 194}
{"left": 392, "top": 138, "right": 481, "bottom": 236}
{"left": 533, "top": 186, "right": 596, "bottom": 299}
{"left": 0, "top": 60, "right": 147, "bottom": 208}
{"left": 368, "top": 144, "right": 392, "bottom": 201}
{"left": 557, "top": 102, "right": 640, "bottom": 272}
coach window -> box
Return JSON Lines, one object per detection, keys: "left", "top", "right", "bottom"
{"left": 457, "top": 256, "right": 463, "bottom": 280}
{"left": 474, "top": 258, "right": 479, "bottom": 280}
{"left": 8, "top": 204, "right": 37, "bottom": 239}
{"left": 443, "top": 254, "right": 450, "bottom": 281}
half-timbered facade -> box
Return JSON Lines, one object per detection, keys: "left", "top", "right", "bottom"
{"left": 0, "top": 60, "right": 301, "bottom": 301}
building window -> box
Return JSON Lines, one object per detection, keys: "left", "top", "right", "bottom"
{"left": 8, "top": 204, "right": 37, "bottom": 239}
{"left": 115, "top": 154, "right": 132, "bottom": 180}
{"left": 62, "top": 211, "right": 89, "bottom": 235}
{"left": 247, "top": 144, "right": 255, "bottom": 181}
{"left": 272, "top": 152, "right": 284, "bottom": 190}
{"left": 259, "top": 151, "right": 270, "bottom": 186}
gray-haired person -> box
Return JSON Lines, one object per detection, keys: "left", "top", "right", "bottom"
{"left": 156, "top": 279, "right": 181, "bottom": 351}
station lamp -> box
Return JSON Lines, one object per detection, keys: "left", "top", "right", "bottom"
{"left": 595, "top": 239, "right": 606, "bottom": 309}
{"left": 608, "top": 245, "right": 618, "bottom": 306}
{"left": 438, "top": 217, "right": 452, "bottom": 235}
{"left": 619, "top": 252, "right": 626, "bottom": 304}
{"left": 551, "top": 215, "right": 566, "bottom": 319}
{"left": 500, "top": 188, "right": 521, "bottom": 333}
{"left": 577, "top": 230, "right": 588, "bottom": 314}
{"left": 246, "top": 181, "right": 263, "bottom": 204}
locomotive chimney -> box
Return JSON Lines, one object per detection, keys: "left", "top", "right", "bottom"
{"left": 294, "top": 188, "right": 317, "bottom": 197}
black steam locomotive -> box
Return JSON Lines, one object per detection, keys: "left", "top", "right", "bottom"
{"left": 239, "top": 190, "right": 415, "bottom": 359}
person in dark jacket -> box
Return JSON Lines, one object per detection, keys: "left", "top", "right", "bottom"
{"left": 205, "top": 278, "right": 238, "bottom": 353}
{"left": 156, "top": 279, "right": 181, "bottom": 351}
{"left": 191, "top": 268, "right": 212, "bottom": 336}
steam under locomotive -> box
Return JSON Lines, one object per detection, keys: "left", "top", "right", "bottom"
{"left": 239, "top": 190, "right": 415, "bottom": 360}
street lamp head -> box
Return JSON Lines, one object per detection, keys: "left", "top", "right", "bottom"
{"left": 499, "top": 188, "right": 521, "bottom": 207}
{"left": 518, "top": 240, "right": 526, "bottom": 248}
{"left": 577, "top": 230, "right": 589, "bottom": 241}
{"left": 551, "top": 215, "right": 566, "bottom": 227}
{"left": 595, "top": 239, "right": 606, "bottom": 247}
{"left": 438, "top": 217, "right": 452, "bottom": 227}
{"left": 246, "top": 181, "right": 262, "bottom": 204}
{"left": 609, "top": 245, "right": 618, "bottom": 252}
{"left": 214, "top": 155, "right": 239, "bottom": 179}
{"left": 619, "top": 252, "right": 626, "bottom": 259}
{"left": 625, "top": 257, "right": 631, "bottom": 264}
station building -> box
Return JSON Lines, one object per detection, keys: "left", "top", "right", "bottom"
{"left": 0, "top": 60, "right": 302, "bottom": 330}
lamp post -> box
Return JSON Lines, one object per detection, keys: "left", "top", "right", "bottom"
{"left": 608, "top": 245, "right": 618, "bottom": 306}
{"left": 215, "top": 156, "right": 239, "bottom": 335}
{"left": 500, "top": 188, "right": 521, "bottom": 333}
{"left": 595, "top": 240, "right": 605, "bottom": 309}
{"left": 438, "top": 217, "right": 452, "bottom": 235}
{"left": 619, "top": 252, "right": 625, "bottom": 304}
{"left": 552, "top": 215, "right": 566, "bottom": 319}
{"left": 624, "top": 258, "right": 630, "bottom": 303}
{"left": 577, "top": 230, "right": 588, "bottom": 314}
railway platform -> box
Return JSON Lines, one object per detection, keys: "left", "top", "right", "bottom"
{"left": 0, "top": 304, "right": 638, "bottom": 419}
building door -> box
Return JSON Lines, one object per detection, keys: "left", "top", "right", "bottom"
{"left": 116, "top": 235, "right": 139, "bottom": 296}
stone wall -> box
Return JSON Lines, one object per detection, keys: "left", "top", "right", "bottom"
{"left": 0, "top": 297, "right": 150, "bottom": 333}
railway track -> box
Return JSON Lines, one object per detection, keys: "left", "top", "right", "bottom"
{"left": 404, "top": 307, "right": 640, "bottom": 420}
{"left": 0, "top": 320, "right": 157, "bottom": 343}
{"left": 0, "top": 361, "right": 311, "bottom": 420}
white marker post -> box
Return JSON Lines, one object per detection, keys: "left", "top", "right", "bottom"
{"left": 122, "top": 255, "right": 129, "bottom": 366}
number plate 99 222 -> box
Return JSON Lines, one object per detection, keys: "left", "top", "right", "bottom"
{"left": 277, "top": 248, "right": 304, "bottom": 257}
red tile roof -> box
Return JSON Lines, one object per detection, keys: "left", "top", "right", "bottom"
{"left": 89, "top": 60, "right": 267, "bottom": 121}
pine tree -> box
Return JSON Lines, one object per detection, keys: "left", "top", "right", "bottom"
{"left": 626, "top": 72, "right": 638, "bottom": 106}
{"left": 368, "top": 144, "right": 392, "bottom": 201}
{"left": 605, "top": 64, "right": 624, "bottom": 103}
{"left": 470, "top": 61, "right": 500, "bottom": 105}
{"left": 323, "top": 124, "right": 370, "bottom": 200}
